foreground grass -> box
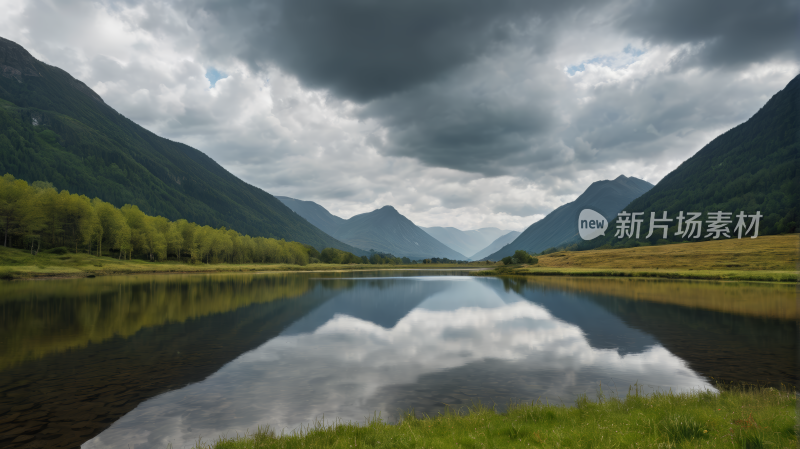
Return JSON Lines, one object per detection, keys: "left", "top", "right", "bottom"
{"left": 0, "top": 246, "right": 489, "bottom": 280}
{"left": 477, "top": 235, "right": 798, "bottom": 283}
{"left": 193, "top": 386, "right": 796, "bottom": 449}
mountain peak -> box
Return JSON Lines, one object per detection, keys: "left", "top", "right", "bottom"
{"left": 0, "top": 36, "right": 42, "bottom": 82}
{"left": 333, "top": 205, "right": 466, "bottom": 260}
{"left": 613, "top": 174, "right": 628, "bottom": 181}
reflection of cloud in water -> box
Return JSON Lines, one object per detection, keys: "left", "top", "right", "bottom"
{"left": 85, "top": 278, "right": 713, "bottom": 449}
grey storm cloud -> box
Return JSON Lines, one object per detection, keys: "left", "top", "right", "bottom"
{"left": 162, "top": 0, "right": 798, "bottom": 178}
{"left": 619, "top": 0, "right": 800, "bottom": 68}
{"left": 178, "top": 0, "right": 799, "bottom": 99}
{"left": 360, "top": 58, "right": 567, "bottom": 176}
{"left": 180, "top": 0, "right": 590, "bottom": 102}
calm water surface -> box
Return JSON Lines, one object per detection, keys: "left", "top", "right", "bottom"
{"left": 0, "top": 271, "right": 795, "bottom": 449}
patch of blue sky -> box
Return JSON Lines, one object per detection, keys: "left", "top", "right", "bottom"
{"left": 205, "top": 67, "right": 228, "bottom": 88}
{"left": 566, "top": 63, "right": 585, "bottom": 76}
{"left": 566, "top": 46, "right": 645, "bottom": 75}
{"left": 623, "top": 44, "right": 645, "bottom": 57}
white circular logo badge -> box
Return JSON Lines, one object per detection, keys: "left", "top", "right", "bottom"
{"left": 578, "top": 209, "right": 608, "bottom": 240}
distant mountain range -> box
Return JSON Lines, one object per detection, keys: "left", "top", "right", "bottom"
{"left": 469, "top": 230, "right": 521, "bottom": 261}
{"left": 485, "top": 175, "right": 654, "bottom": 260}
{"left": 334, "top": 206, "right": 467, "bottom": 260}
{"left": 420, "top": 227, "right": 515, "bottom": 259}
{"left": 276, "top": 197, "right": 467, "bottom": 260}
{"left": 0, "top": 36, "right": 364, "bottom": 254}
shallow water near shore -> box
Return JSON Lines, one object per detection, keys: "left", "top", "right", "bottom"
{"left": 0, "top": 271, "right": 794, "bottom": 449}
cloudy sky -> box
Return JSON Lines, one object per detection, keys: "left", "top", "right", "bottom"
{"left": 1, "top": 0, "right": 797, "bottom": 230}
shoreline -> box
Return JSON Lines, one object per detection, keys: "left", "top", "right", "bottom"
{"left": 472, "top": 266, "right": 798, "bottom": 283}
{"left": 6, "top": 264, "right": 795, "bottom": 283}
{"left": 2, "top": 234, "right": 796, "bottom": 282}
{"left": 188, "top": 386, "right": 796, "bottom": 449}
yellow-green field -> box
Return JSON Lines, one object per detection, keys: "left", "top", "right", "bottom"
{"left": 480, "top": 234, "right": 798, "bottom": 283}
{"left": 0, "top": 245, "right": 486, "bottom": 280}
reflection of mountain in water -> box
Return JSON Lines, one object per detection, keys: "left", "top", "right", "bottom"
{"left": 283, "top": 277, "right": 525, "bottom": 336}
{"left": 282, "top": 279, "right": 448, "bottom": 335}
{"left": 500, "top": 277, "right": 796, "bottom": 386}
{"left": 492, "top": 278, "right": 658, "bottom": 355}
{"left": 0, "top": 277, "right": 342, "bottom": 449}
{"left": 585, "top": 297, "right": 797, "bottom": 386}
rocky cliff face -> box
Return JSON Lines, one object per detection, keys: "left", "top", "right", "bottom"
{"left": 0, "top": 37, "right": 41, "bottom": 82}
{"left": 0, "top": 36, "right": 104, "bottom": 105}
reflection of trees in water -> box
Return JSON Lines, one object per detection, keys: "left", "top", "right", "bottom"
{"left": 0, "top": 273, "right": 318, "bottom": 369}
{"left": 0, "top": 277, "right": 341, "bottom": 449}
{"left": 508, "top": 276, "right": 797, "bottom": 387}
{"left": 1, "top": 270, "right": 472, "bottom": 369}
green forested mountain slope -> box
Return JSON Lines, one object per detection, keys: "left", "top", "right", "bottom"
{"left": 576, "top": 74, "right": 799, "bottom": 251}
{"left": 0, "top": 36, "right": 365, "bottom": 254}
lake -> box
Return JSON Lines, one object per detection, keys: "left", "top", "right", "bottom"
{"left": 0, "top": 271, "right": 795, "bottom": 448}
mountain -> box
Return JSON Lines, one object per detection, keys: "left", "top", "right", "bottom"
{"left": 333, "top": 206, "right": 467, "bottom": 260}
{"left": 0, "top": 36, "right": 364, "bottom": 254}
{"left": 273, "top": 196, "right": 469, "bottom": 260}
{"left": 420, "top": 226, "right": 513, "bottom": 259}
{"left": 469, "top": 230, "right": 521, "bottom": 260}
{"left": 577, "top": 73, "right": 799, "bottom": 250}
{"left": 276, "top": 196, "right": 345, "bottom": 237}
{"left": 486, "top": 175, "right": 654, "bottom": 260}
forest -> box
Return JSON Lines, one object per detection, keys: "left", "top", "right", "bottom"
{"left": 0, "top": 173, "right": 385, "bottom": 266}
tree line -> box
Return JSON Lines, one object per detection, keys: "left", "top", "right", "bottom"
{"left": 0, "top": 174, "right": 358, "bottom": 265}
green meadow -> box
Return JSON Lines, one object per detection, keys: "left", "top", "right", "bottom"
{"left": 192, "top": 386, "right": 796, "bottom": 449}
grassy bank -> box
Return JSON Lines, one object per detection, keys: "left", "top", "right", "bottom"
{"left": 193, "top": 386, "right": 796, "bottom": 449}
{"left": 0, "top": 246, "right": 489, "bottom": 280}
{"left": 476, "top": 234, "right": 798, "bottom": 283}
{"left": 1, "top": 234, "right": 796, "bottom": 282}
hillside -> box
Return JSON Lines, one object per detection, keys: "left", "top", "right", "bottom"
{"left": 470, "top": 230, "right": 521, "bottom": 260}
{"left": 0, "top": 36, "right": 364, "bottom": 254}
{"left": 577, "top": 74, "right": 799, "bottom": 250}
{"left": 486, "top": 175, "right": 653, "bottom": 259}
{"left": 276, "top": 196, "right": 345, "bottom": 237}
{"left": 421, "top": 227, "right": 512, "bottom": 259}
{"left": 333, "top": 206, "right": 467, "bottom": 260}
